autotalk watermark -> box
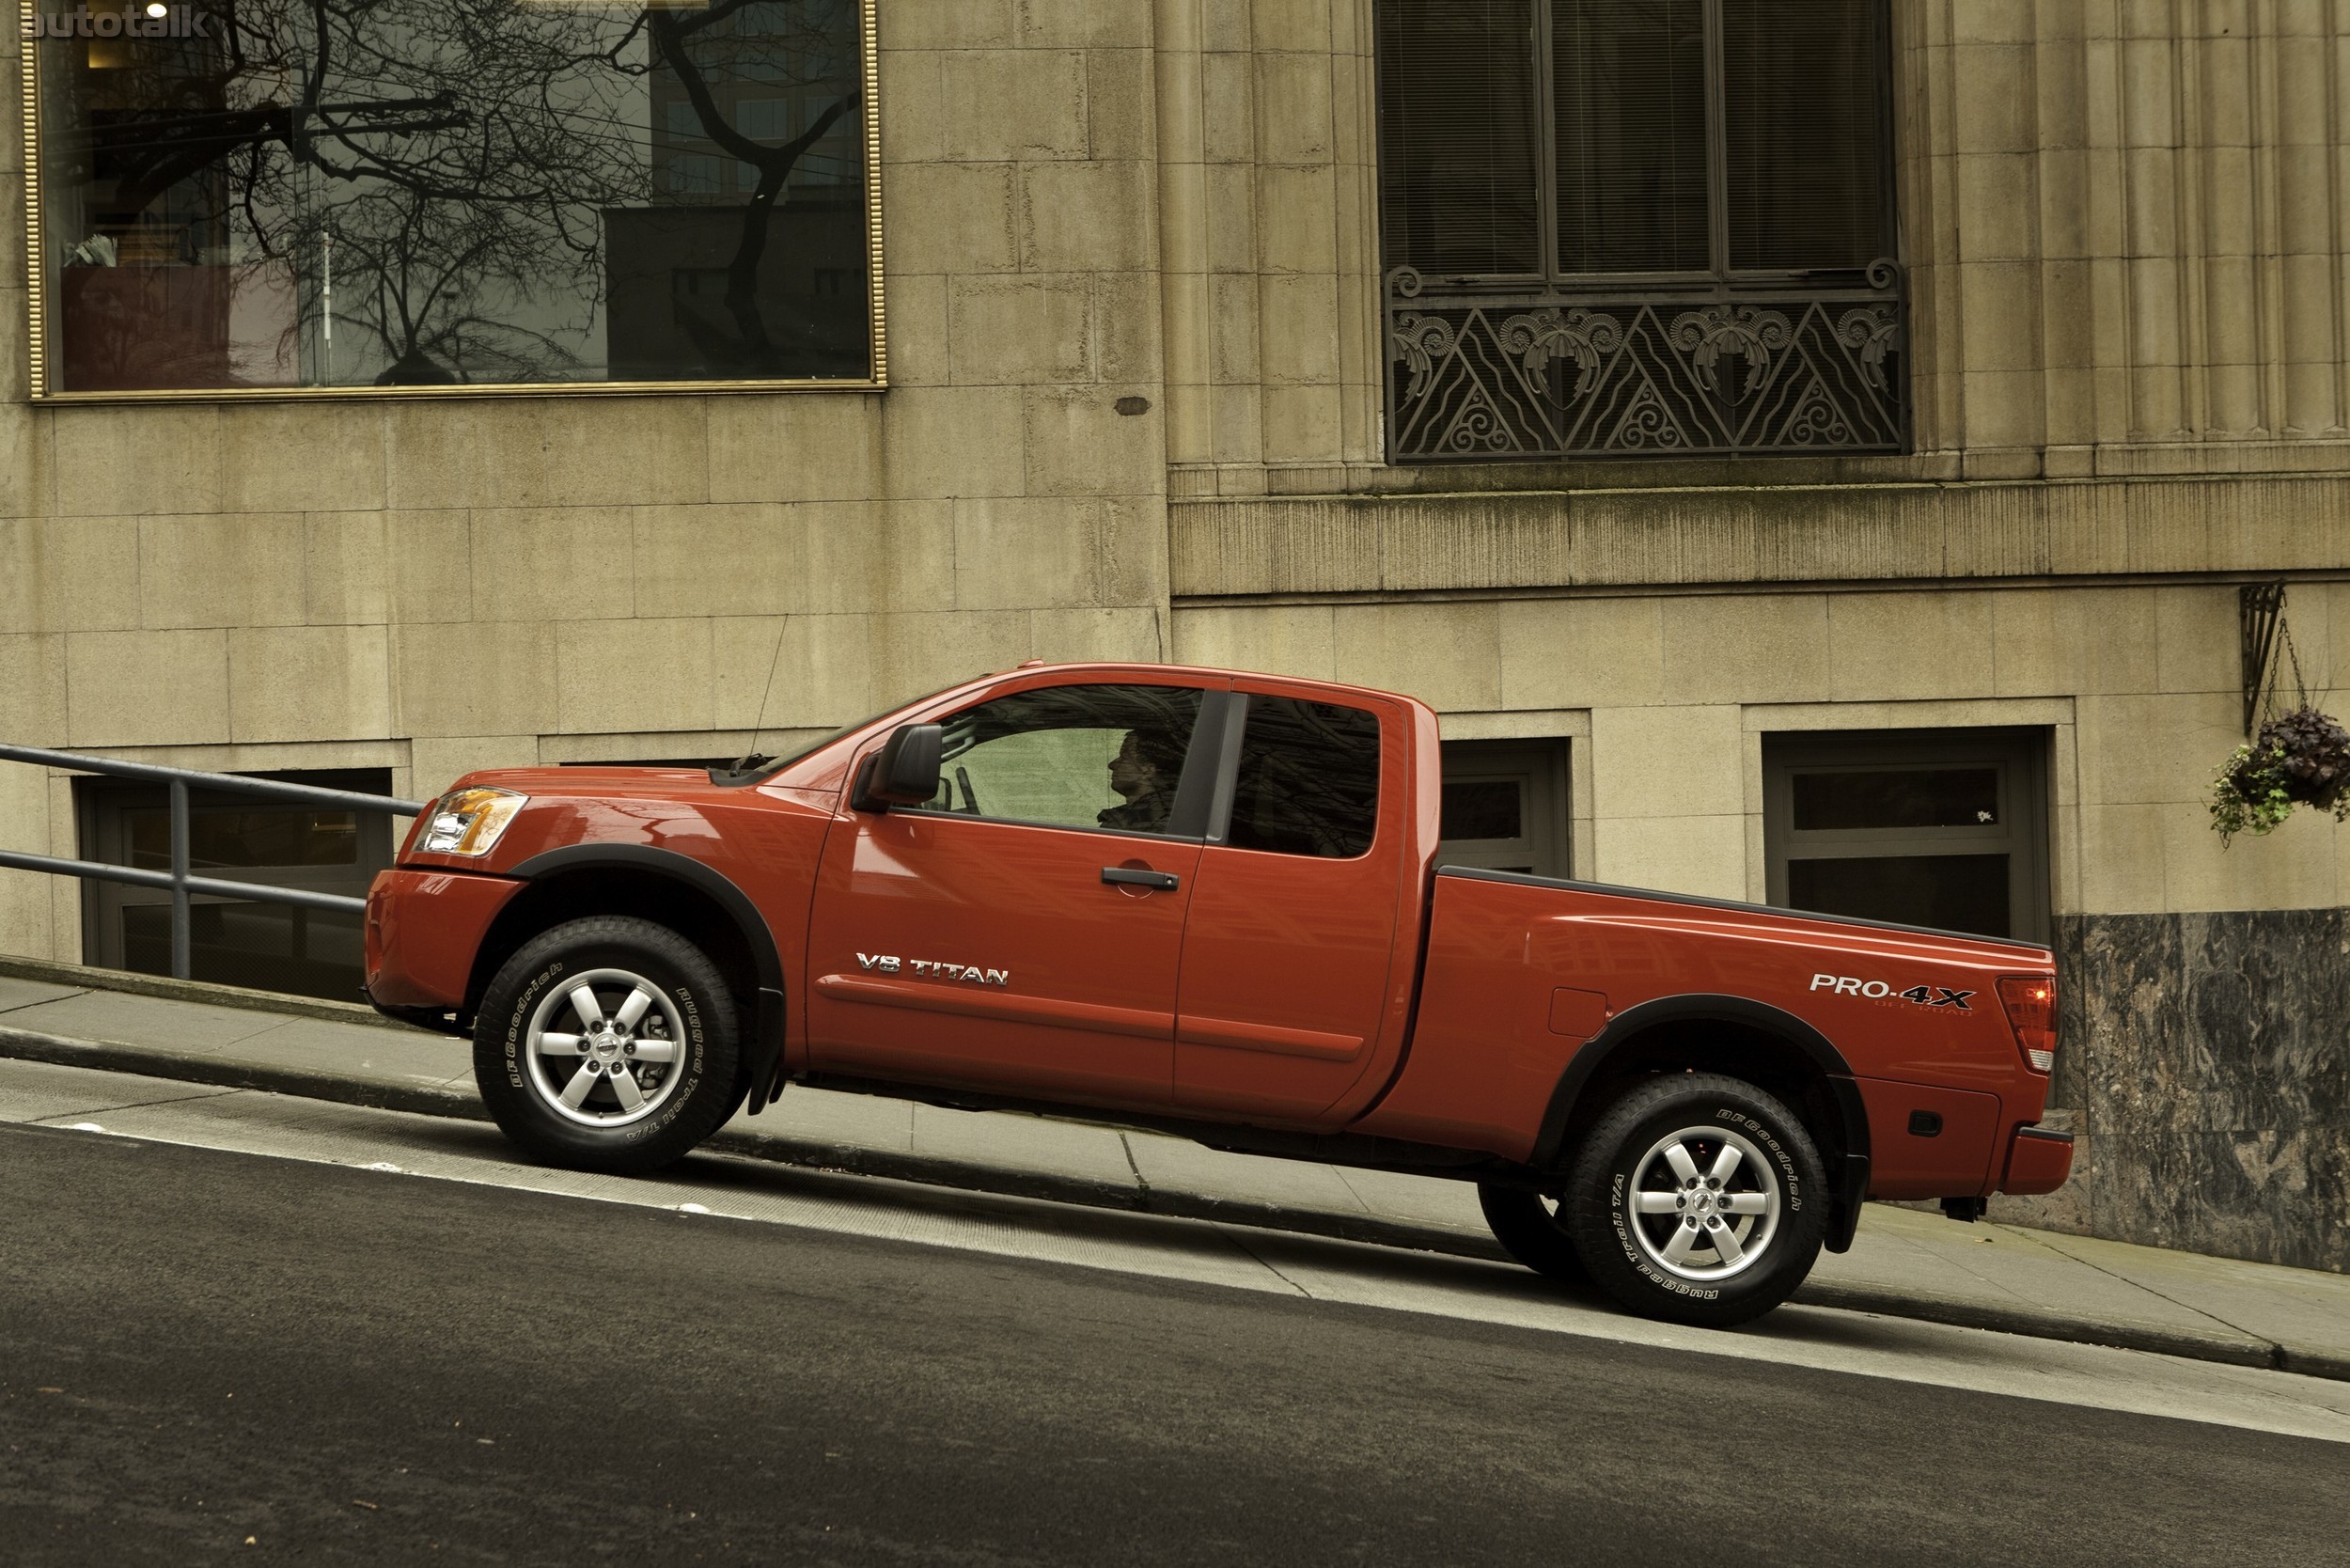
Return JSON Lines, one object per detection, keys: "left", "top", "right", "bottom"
{"left": 20, "top": 5, "right": 214, "bottom": 38}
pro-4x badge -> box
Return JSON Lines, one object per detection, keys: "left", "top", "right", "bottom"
{"left": 1809, "top": 973, "right": 1973, "bottom": 1010}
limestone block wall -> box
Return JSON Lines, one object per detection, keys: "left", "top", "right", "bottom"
{"left": 1142, "top": 0, "right": 2350, "bottom": 494}
{"left": 1172, "top": 484, "right": 2350, "bottom": 1272}
{"left": 1170, "top": 461, "right": 2350, "bottom": 1272}
{"left": 1154, "top": 0, "right": 1382, "bottom": 494}
{"left": 1169, "top": 472, "right": 2350, "bottom": 917}
{"left": 0, "top": 8, "right": 1175, "bottom": 961}
{"left": 1906, "top": 0, "right": 2350, "bottom": 476}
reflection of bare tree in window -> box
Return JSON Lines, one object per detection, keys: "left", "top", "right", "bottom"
{"left": 644, "top": 0, "right": 859, "bottom": 365}
{"left": 68, "top": 0, "right": 861, "bottom": 384}
{"left": 317, "top": 182, "right": 603, "bottom": 384}
{"left": 95, "top": 0, "right": 651, "bottom": 382}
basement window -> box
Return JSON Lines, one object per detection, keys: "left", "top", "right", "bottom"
{"left": 1762, "top": 729, "right": 2048, "bottom": 943}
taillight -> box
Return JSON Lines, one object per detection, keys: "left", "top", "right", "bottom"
{"left": 1997, "top": 975, "right": 2057, "bottom": 1074}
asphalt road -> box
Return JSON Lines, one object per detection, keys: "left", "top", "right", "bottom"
{"left": 0, "top": 1119, "right": 2340, "bottom": 1567}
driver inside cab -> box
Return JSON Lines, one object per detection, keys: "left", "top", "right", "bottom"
{"left": 1098, "top": 729, "right": 1187, "bottom": 834}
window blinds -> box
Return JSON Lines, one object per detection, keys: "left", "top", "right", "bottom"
{"left": 1551, "top": 0, "right": 1708, "bottom": 274}
{"left": 1721, "top": 0, "right": 1892, "bottom": 271}
{"left": 1376, "top": 0, "right": 1541, "bottom": 276}
{"left": 1375, "top": 0, "right": 1892, "bottom": 280}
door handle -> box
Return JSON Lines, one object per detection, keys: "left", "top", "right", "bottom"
{"left": 1101, "top": 866, "right": 1180, "bottom": 891}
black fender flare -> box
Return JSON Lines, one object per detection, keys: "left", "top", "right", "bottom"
{"left": 504, "top": 844, "right": 790, "bottom": 1111}
{"left": 1530, "top": 993, "right": 1873, "bottom": 1251}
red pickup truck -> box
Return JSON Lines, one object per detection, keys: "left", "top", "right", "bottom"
{"left": 365, "top": 662, "right": 2070, "bottom": 1327}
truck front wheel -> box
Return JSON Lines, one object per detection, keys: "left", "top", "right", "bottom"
{"left": 473, "top": 917, "right": 744, "bottom": 1176}
{"left": 1563, "top": 1074, "right": 1826, "bottom": 1328}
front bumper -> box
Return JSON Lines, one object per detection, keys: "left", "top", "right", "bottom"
{"left": 364, "top": 867, "right": 524, "bottom": 1015}
{"left": 1998, "top": 1124, "right": 2076, "bottom": 1195}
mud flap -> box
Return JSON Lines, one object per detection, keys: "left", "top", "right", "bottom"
{"left": 1825, "top": 1152, "right": 1872, "bottom": 1253}
{"left": 740, "top": 987, "right": 788, "bottom": 1113}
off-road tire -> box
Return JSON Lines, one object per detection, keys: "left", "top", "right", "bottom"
{"left": 1564, "top": 1073, "right": 1826, "bottom": 1328}
{"left": 1477, "top": 1184, "right": 1592, "bottom": 1286}
{"left": 473, "top": 917, "right": 743, "bottom": 1176}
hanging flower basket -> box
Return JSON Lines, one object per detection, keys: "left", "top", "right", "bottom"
{"left": 2211, "top": 706, "right": 2350, "bottom": 842}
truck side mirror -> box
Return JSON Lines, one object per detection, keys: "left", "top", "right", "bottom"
{"left": 852, "top": 723, "right": 944, "bottom": 811}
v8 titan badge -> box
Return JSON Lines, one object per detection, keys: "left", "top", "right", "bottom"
{"left": 857, "top": 952, "right": 1010, "bottom": 987}
{"left": 1809, "top": 973, "right": 1974, "bottom": 1010}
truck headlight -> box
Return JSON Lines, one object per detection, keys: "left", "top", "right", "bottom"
{"left": 420, "top": 788, "right": 528, "bottom": 856}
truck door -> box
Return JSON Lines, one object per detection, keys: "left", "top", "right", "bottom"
{"left": 1174, "top": 687, "right": 1404, "bottom": 1121}
{"left": 805, "top": 679, "right": 1216, "bottom": 1112}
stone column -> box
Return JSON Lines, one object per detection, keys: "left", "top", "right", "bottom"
{"left": 1154, "top": 0, "right": 1214, "bottom": 474}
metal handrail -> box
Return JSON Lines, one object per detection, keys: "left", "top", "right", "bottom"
{"left": 0, "top": 743, "right": 428, "bottom": 980}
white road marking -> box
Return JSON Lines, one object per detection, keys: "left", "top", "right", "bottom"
{"left": 5, "top": 1054, "right": 2348, "bottom": 1446}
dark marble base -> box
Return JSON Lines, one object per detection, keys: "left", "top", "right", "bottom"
{"left": 2048, "top": 910, "right": 2350, "bottom": 1274}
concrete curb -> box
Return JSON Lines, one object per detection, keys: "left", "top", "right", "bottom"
{"left": 2278, "top": 1348, "right": 2350, "bottom": 1382}
{"left": 0, "top": 1022, "right": 1512, "bottom": 1263}
{"left": 0, "top": 955, "right": 410, "bottom": 1032}
{"left": 703, "top": 1130, "right": 1525, "bottom": 1266}
{"left": 1786, "top": 1281, "right": 2280, "bottom": 1370}
{"left": 1, "top": 1025, "right": 2336, "bottom": 1385}
{"left": 0, "top": 1024, "right": 487, "bottom": 1121}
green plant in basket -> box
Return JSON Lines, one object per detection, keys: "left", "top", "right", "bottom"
{"left": 2211, "top": 706, "right": 2350, "bottom": 842}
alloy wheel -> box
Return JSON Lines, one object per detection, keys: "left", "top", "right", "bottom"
{"left": 523, "top": 967, "right": 689, "bottom": 1128}
{"left": 1624, "top": 1124, "right": 1782, "bottom": 1282}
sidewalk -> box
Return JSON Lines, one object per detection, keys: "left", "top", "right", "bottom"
{"left": 4, "top": 955, "right": 2346, "bottom": 1382}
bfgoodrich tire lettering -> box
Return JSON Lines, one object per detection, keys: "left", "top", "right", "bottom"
{"left": 1564, "top": 1073, "right": 1827, "bottom": 1328}
{"left": 473, "top": 917, "right": 744, "bottom": 1176}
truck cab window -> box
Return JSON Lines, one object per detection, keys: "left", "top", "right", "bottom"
{"left": 911, "top": 684, "right": 1205, "bottom": 837}
{"left": 1227, "top": 698, "right": 1381, "bottom": 858}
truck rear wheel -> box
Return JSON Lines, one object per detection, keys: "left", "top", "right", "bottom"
{"left": 473, "top": 917, "right": 743, "bottom": 1176}
{"left": 1564, "top": 1074, "right": 1825, "bottom": 1328}
{"left": 1476, "top": 1186, "right": 1591, "bottom": 1286}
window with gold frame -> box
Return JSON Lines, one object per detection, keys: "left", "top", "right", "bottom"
{"left": 16, "top": 0, "right": 883, "bottom": 397}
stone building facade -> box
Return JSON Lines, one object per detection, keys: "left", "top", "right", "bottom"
{"left": 3, "top": 2, "right": 2346, "bottom": 1269}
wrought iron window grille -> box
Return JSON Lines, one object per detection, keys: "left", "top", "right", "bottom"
{"left": 1385, "top": 263, "right": 1907, "bottom": 461}
{"left": 1376, "top": 0, "right": 1907, "bottom": 463}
